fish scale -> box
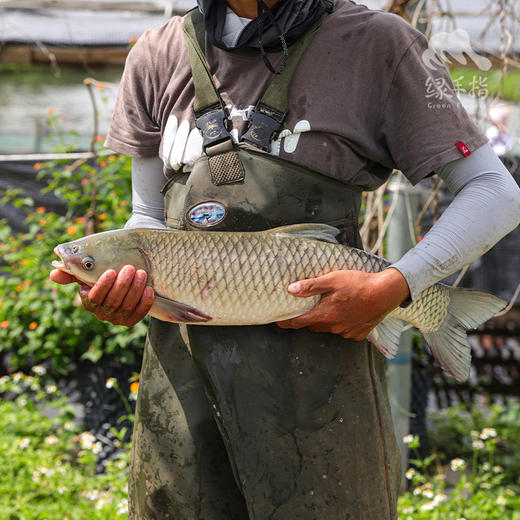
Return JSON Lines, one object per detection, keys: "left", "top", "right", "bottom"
{"left": 52, "top": 223, "right": 506, "bottom": 382}
{"left": 139, "top": 230, "right": 378, "bottom": 324}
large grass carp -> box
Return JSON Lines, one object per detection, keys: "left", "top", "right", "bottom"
{"left": 52, "top": 223, "right": 506, "bottom": 382}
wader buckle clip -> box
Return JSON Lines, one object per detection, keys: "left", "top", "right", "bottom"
{"left": 195, "top": 105, "right": 233, "bottom": 152}
{"left": 241, "top": 103, "right": 286, "bottom": 152}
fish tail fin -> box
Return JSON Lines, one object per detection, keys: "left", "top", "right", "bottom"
{"left": 367, "top": 316, "right": 404, "bottom": 359}
{"left": 422, "top": 288, "right": 506, "bottom": 382}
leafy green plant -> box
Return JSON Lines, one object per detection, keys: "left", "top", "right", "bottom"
{"left": 398, "top": 432, "right": 520, "bottom": 519}
{"left": 0, "top": 370, "right": 130, "bottom": 519}
{"left": 427, "top": 401, "right": 520, "bottom": 484}
{"left": 0, "top": 131, "right": 147, "bottom": 374}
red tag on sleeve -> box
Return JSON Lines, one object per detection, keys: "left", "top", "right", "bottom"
{"left": 455, "top": 141, "right": 471, "bottom": 157}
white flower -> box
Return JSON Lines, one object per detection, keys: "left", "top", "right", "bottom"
{"left": 32, "top": 365, "right": 46, "bottom": 375}
{"left": 470, "top": 430, "right": 479, "bottom": 439}
{"left": 117, "top": 499, "right": 128, "bottom": 515}
{"left": 116, "top": 460, "right": 127, "bottom": 469}
{"left": 493, "top": 465, "right": 503, "bottom": 473}
{"left": 105, "top": 378, "right": 116, "bottom": 389}
{"left": 481, "top": 482, "right": 491, "bottom": 489}
{"left": 480, "top": 427, "right": 497, "bottom": 440}
{"left": 482, "top": 462, "right": 490, "bottom": 471}
{"left": 79, "top": 431, "right": 96, "bottom": 450}
{"left": 17, "top": 437, "right": 30, "bottom": 449}
{"left": 92, "top": 441, "right": 103, "bottom": 454}
{"left": 433, "top": 493, "right": 447, "bottom": 505}
{"left": 57, "top": 485, "right": 68, "bottom": 494}
{"left": 456, "top": 518, "right": 468, "bottom": 520}
{"left": 44, "top": 434, "right": 58, "bottom": 446}
{"left": 31, "top": 470, "right": 41, "bottom": 482}
{"left": 45, "top": 384, "right": 57, "bottom": 394}
{"left": 0, "top": 375, "right": 9, "bottom": 384}
{"left": 40, "top": 467, "right": 55, "bottom": 477}
{"left": 420, "top": 501, "right": 436, "bottom": 511}
{"left": 405, "top": 468, "right": 415, "bottom": 480}
{"left": 472, "top": 439, "right": 485, "bottom": 450}
{"left": 413, "top": 486, "right": 422, "bottom": 496}
{"left": 450, "top": 458, "right": 466, "bottom": 471}
{"left": 402, "top": 434, "right": 414, "bottom": 444}
{"left": 496, "top": 495, "right": 507, "bottom": 505}
{"left": 402, "top": 507, "right": 414, "bottom": 514}
{"left": 423, "top": 489, "right": 434, "bottom": 499}
{"left": 85, "top": 490, "right": 99, "bottom": 501}
{"left": 17, "top": 398, "right": 27, "bottom": 407}
{"left": 64, "top": 421, "right": 75, "bottom": 431}
{"left": 12, "top": 372, "right": 23, "bottom": 382}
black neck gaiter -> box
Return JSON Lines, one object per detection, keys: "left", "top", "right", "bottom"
{"left": 197, "top": 0, "right": 332, "bottom": 52}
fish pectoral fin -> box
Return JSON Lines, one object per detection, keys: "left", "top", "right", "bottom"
{"left": 367, "top": 317, "right": 404, "bottom": 359}
{"left": 266, "top": 223, "right": 340, "bottom": 244}
{"left": 150, "top": 294, "right": 212, "bottom": 323}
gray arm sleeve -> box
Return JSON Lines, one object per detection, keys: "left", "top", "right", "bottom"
{"left": 124, "top": 157, "right": 167, "bottom": 230}
{"left": 389, "top": 143, "right": 520, "bottom": 300}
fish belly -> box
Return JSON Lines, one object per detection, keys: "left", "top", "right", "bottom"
{"left": 141, "top": 231, "right": 385, "bottom": 325}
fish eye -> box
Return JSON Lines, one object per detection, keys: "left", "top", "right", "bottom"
{"left": 71, "top": 245, "right": 79, "bottom": 254}
{"left": 80, "top": 256, "right": 95, "bottom": 271}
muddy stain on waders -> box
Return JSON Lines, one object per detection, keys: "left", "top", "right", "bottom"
{"left": 129, "top": 8, "right": 400, "bottom": 520}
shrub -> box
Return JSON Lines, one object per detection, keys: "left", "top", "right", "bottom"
{"left": 398, "top": 405, "right": 520, "bottom": 519}
{"left": 0, "top": 148, "right": 147, "bottom": 374}
{"left": 0, "top": 370, "right": 129, "bottom": 519}
{"left": 427, "top": 401, "right": 520, "bottom": 484}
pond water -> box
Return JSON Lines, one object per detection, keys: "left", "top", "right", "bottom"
{"left": 0, "top": 64, "right": 123, "bottom": 154}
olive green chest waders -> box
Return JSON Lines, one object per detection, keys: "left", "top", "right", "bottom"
{"left": 130, "top": 9, "right": 400, "bottom": 520}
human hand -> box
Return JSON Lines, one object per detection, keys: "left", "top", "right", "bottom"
{"left": 277, "top": 268, "right": 410, "bottom": 339}
{"left": 50, "top": 265, "right": 154, "bottom": 327}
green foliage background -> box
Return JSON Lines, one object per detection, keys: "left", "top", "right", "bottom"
{"left": 398, "top": 401, "right": 520, "bottom": 519}
{"left": 0, "top": 147, "right": 147, "bottom": 374}
{"left": 449, "top": 67, "right": 520, "bottom": 103}
{"left": 0, "top": 372, "right": 129, "bottom": 519}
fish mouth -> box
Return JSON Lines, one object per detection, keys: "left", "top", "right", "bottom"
{"left": 52, "top": 245, "right": 72, "bottom": 274}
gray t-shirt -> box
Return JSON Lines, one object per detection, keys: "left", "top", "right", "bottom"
{"left": 105, "top": 0, "right": 488, "bottom": 189}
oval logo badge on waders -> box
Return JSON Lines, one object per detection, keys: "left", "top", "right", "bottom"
{"left": 188, "top": 202, "right": 226, "bottom": 227}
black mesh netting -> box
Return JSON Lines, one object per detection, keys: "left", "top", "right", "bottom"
{"left": 68, "top": 359, "right": 141, "bottom": 473}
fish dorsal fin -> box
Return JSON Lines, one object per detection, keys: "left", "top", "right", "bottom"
{"left": 266, "top": 223, "right": 340, "bottom": 244}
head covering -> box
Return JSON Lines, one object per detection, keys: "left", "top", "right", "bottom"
{"left": 197, "top": 0, "right": 333, "bottom": 73}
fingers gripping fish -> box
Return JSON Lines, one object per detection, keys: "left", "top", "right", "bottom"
{"left": 52, "top": 223, "right": 506, "bottom": 382}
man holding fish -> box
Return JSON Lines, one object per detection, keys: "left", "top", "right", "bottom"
{"left": 51, "top": 0, "right": 520, "bottom": 518}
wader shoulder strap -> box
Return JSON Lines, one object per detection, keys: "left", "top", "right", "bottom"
{"left": 183, "top": 8, "right": 327, "bottom": 152}
{"left": 183, "top": 8, "right": 221, "bottom": 115}
{"left": 241, "top": 15, "right": 325, "bottom": 150}
{"left": 253, "top": 16, "right": 325, "bottom": 118}
{"left": 183, "top": 8, "right": 232, "bottom": 152}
